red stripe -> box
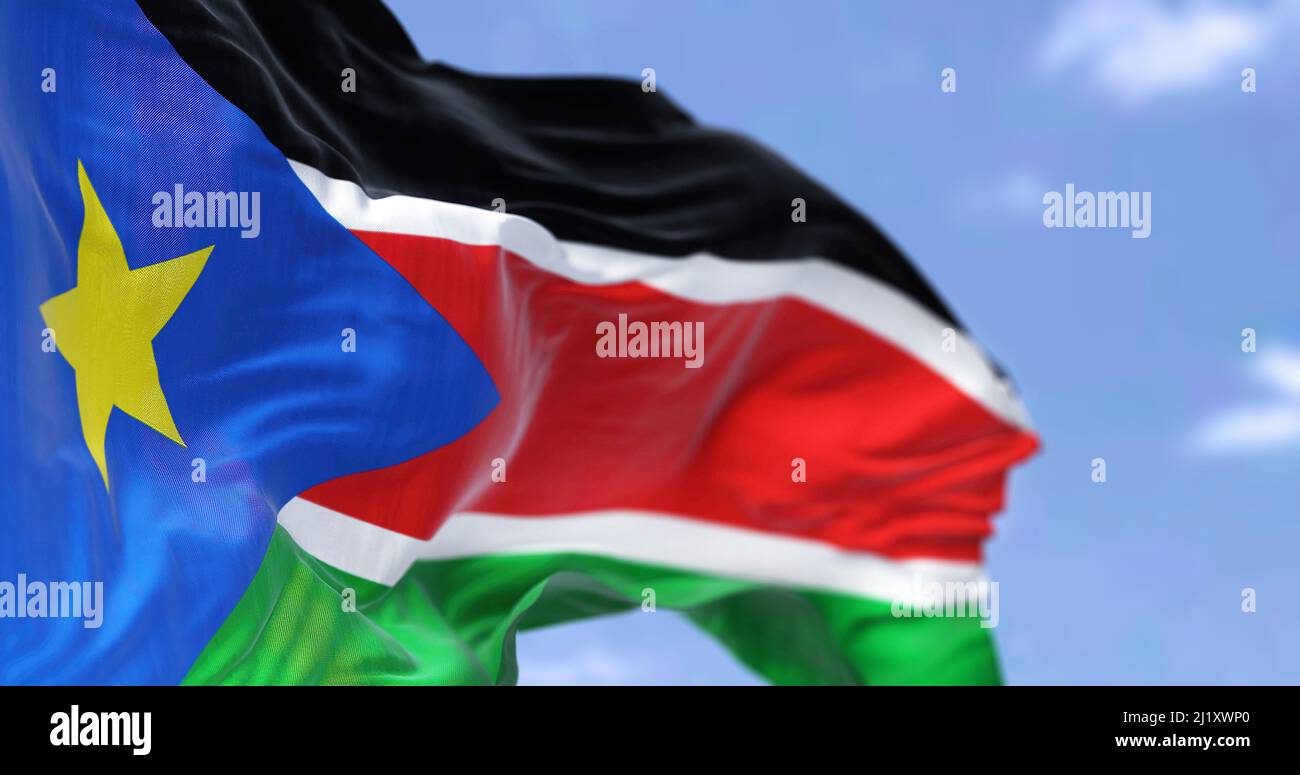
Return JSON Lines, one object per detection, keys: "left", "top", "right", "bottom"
{"left": 301, "top": 230, "right": 1037, "bottom": 562}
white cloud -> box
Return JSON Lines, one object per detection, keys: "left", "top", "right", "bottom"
{"left": 954, "top": 169, "right": 1047, "bottom": 223}
{"left": 1039, "top": 0, "right": 1295, "bottom": 104}
{"left": 1195, "top": 348, "right": 1300, "bottom": 453}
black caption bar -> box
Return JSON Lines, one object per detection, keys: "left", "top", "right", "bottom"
{"left": 0, "top": 686, "right": 1287, "bottom": 763}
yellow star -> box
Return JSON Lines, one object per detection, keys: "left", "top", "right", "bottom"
{"left": 39, "top": 160, "right": 212, "bottom": 491}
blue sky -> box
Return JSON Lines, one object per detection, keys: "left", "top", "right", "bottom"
{"left": 386, "top": 0, "right": 1300, "bottom": 684}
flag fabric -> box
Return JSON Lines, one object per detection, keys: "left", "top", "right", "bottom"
{"left": 1, "top": 0, "right": 1037, "bottom": 685}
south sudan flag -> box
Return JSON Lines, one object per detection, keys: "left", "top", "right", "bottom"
{"left": 0, "top": 0, "right": 1036, "bottom": 685}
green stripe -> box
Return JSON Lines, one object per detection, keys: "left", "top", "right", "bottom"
{"left": 183, "top": 526, "right": 1000, "bottom": 685}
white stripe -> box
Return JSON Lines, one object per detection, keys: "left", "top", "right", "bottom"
{"left": 277, "top": 497, "right": 986, "bottom": 603}
{"left": 290, "top": 160, "right": 1032, "bottom": 429}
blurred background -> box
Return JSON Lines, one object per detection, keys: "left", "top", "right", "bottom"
{"left": 386, "top": 0, "right": 1300, "bottom": 684}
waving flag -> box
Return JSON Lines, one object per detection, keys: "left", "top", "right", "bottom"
{"left": 1, "top": 0, "right": 1036, "bottom": 685}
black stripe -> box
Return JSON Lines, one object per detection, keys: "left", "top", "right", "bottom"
{"left": 138, "top": 0, "right": 962, "bottom": 327}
